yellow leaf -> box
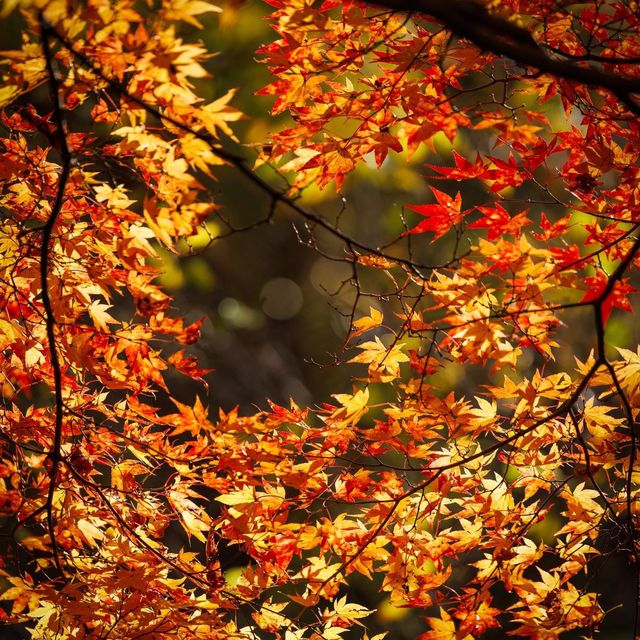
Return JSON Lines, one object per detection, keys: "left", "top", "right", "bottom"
{"left": 168, "top": 489, "right": 211, "bottom": 542}
{"left": 349, "top": 337, "right": 409, "bottom": 381}
{"left": 19, "top": 537, "right": 50, "bottom": 552}
{"left": 332, "top": 387, "right": 370, "bottom": 423}
{"left": 162, "top": 0, "right": 222, "bottom": 28}
{"left": 423, "top": 608, "right": 473, "bottom": 639}
{"left": 200, "top": 89, "right": 243, "bottom": 140}
{"left": 331, "top": 595, "right": 372, "bottom": 621}
{"left": 87, "top": 301, "right": 118, "bottom": 333}
{"left": 77, "top": 519, "right": 105, "bottom": 547}
{"left": 94, "top": 184, "right": 136, "bottom": 210}
{"left": 0, "top": 85, "right": 19, "bottom": 107}
{"left": 216, "top": 485, "right": 255, "bottom": 506}
{"left": 351, "top": 307, "right": 383, "bottom": 339}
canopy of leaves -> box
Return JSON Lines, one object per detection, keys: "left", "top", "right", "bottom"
{"left": 0, "top": 0, "right": 640, "bottom": 639}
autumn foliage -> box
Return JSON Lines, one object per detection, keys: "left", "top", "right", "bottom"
{"left": 1, "top": 0, "right": 640, "bottom": 638}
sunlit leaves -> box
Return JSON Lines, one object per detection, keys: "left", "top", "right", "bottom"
{"left": 1, "top": 0, "right": 640, "bottom": 638}
{"left": 349, "top": 337, "right": 409, "bottom": 382}
{"left": 420, "top": 609, "right": 473, "bottom": 640}
{"left": 612, "top": 347, "right": 640, "bottom": 408}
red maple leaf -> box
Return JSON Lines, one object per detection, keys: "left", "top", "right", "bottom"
{"left": 405, "top": 187, "right": 469, "bottom": 240}
{"left": 581, "top": 271, "right": 637, "bottom": 326}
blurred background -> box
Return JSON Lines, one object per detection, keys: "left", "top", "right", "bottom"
{"left": 154, "top": 0, "right": 440, "bottom": 412}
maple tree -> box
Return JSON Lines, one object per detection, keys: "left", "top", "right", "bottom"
{"left": 1, "top": 0, "right": 640, "bottom": 638}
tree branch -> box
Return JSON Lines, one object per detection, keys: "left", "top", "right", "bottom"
{"left": 365, "top": 0, "right": 640, "bottom": 115}
{"left": 47, "top": 28, "right": 460, "bottom": 278}
{"left": 40, "top": 13, "right": 72, "bottom": 580}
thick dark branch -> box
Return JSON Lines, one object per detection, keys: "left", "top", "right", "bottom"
{"left": 597, "top": 234, "right": 640, "bottom": 306}
{"left": 366, "top": 0, "right": 640, "bottom": 115}
{"left": 588, "top": 225, "right": 640, "bottom": 633}
{"left": 41, "top": 14, "right": 72, "bottom": 580}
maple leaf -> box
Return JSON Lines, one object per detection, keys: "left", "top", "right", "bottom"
{"left": 350, "top": 307, "right": 384, "bottom": 340}
{"left": 469, "top": 396, "right": 497, "bottom": 427}
{"left": 405, "top": 187, "right": 469, "bottom": 240}
{"left": 580, "top": 271, "right": 636, "bottom": 326}
{"left": 168, "top": 487, "right": 212, "bottom": 543}
{"left": 324, "top": 595, "right": 372, "bottom": 625}
{"left": 613, "top": 347, "right": 640, "bottom": 407}
{"left": 0, "top": 85, "right": 19, "bottom": 107}
{"left": 161, "top": 0, "right": 221, "bottom": 28}
{"left": 94, "top": 183, "right": 137, "bottom": 210}
{"left": 531, "top": 212, "right": 572, "bottom": 241}
{"left": 216, "top": 485, "right": 255, "bottom": 506}
{"left": 468, "top": 203, "right": 530, "bottom": 240}
{"left": 419, "top": 609, "right": 473, "bottom": 640}
{"left": 87, "top": 300, "right": 118, "bottom": 332}
{"left": 429, "top": 150, "right": 485, "bottom": 180}
{"left": 550, "top": 244, "right": 582, "bottom": 269}
{"left": 168, "top": 349, "right": 213, "bottom": 383}
{"left": 328, "top": 387, "right": 370, "bottom": 425}
{"left": 349, "top": 337, "right": 409, "bottom": 381}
